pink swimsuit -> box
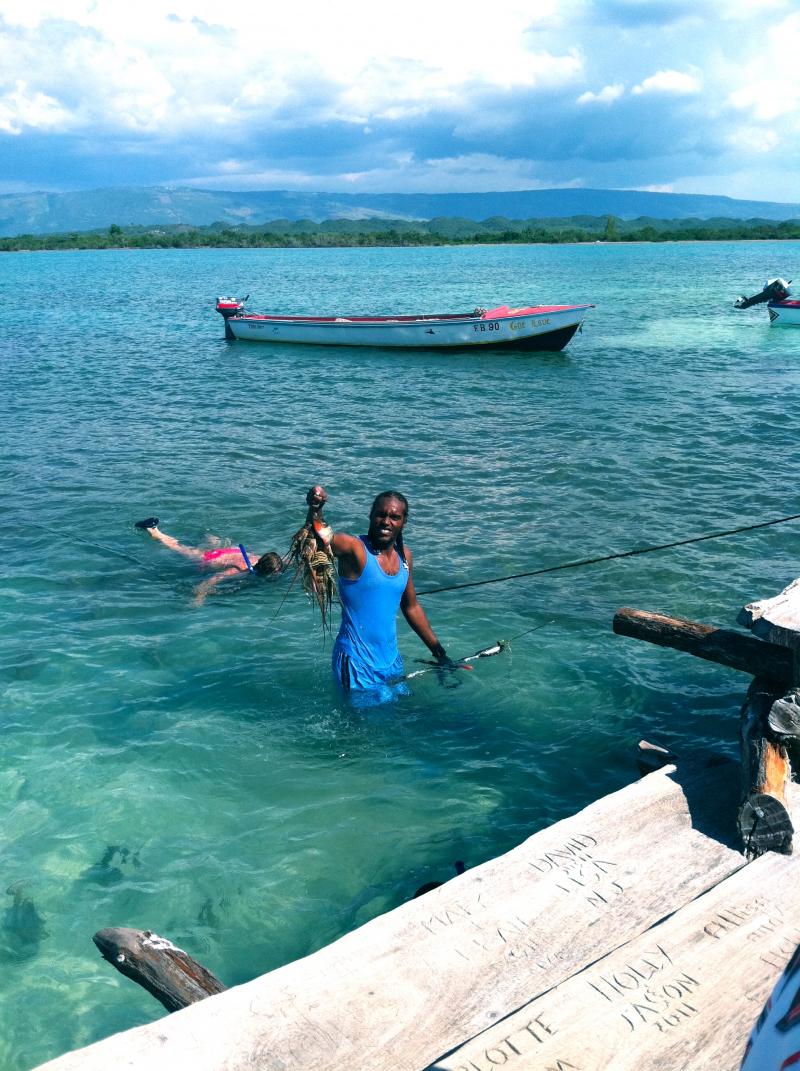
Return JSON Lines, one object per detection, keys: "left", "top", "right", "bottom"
{"left": 202, "top": 547, "right": 240, "bottom": 563}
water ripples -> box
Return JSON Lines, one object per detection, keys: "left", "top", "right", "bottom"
{"left": 1, "top": 240, "right": 799, "bottom": 1067}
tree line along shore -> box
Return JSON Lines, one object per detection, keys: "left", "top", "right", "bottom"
{"left": 2, "top": 214, "right": 800, "bottom": 251}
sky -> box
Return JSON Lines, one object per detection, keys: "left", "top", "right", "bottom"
{"left": 0, "top": 0, "right": 798, "bottom": 201}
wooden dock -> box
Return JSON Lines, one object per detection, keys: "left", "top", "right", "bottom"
{"left": 35, "top": 579, "right": 800, "bottom": 1070}
{"left": 35, "top": 759, "right": 800, "bottom": 1071}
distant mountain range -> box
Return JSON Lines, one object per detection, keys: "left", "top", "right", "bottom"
{"left": 1, "top": 185, "right": 799, "bottom": 237}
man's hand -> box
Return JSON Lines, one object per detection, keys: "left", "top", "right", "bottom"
{"left": 431, "top": 643, "right": 473, "bottom": 674}
{"left": 305, "top": 485, "right": 327, "bottom": 511}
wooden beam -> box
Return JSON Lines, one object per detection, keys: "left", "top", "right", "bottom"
{"left": 613, "top": 608, "right": 794, "bottom": 684}
{"left": 92, "top": 928, "right": 226, "bottom": 1012}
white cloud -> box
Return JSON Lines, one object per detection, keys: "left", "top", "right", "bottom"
{"left": 577, "top": 83, "right": 624, "bottom": 105}
{"left": 0, "top": 79, "right": 71, "bottom": 133}
{"left": 190, "top": 151, "right": 574, "bottom": 195}
{"left": 632, "top": 69, "right": 702, "bottom": 95}
{"left": 0, "top": 0, "right": 799, "bottom": 200}
{"left": 726, "top": 13, "right": 800, "bottom": 120}
{"left": 726, "top": 127, "right": 780, "bottom": 154}
{"left": 670, "top": 166, "right": 798, "bottom": 203}
{"left": 717, "top": 0, "right": 791, "bottom": 17}
{"left": 0, "top": 0, "right": 584, "bottom": 136}
{"left": 184, "top": 164, "right": 324, "bottom": 189}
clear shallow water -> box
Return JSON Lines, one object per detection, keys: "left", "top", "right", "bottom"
{"left": 1, "top": 241, "right": 799, "bottom": 1068}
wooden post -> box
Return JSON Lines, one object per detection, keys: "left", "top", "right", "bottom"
{"left": 738, "top": 679, "right": 794, "bottom": 858}
{"left": 736, "top": 579, "right": 800, "bottom": 856}
{"left": 614, "top": 605, "right": 797, "bottom": 857}
{"left": 92, "top": 928, "right": 226, "bottom": 1012}
{"left": 612, "top": 608, "right": 794, "bottom": 684}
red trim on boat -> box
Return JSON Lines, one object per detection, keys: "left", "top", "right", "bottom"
{"left": 230, "top": 304, "right": 593, "bottom": 324}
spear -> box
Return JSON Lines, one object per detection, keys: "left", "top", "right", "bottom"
{"left": 405, "top": 621, "right": 552, "bottom": 680}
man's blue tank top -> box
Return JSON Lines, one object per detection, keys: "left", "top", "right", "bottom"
{"left": 333, "top": 538, "right": 409, "bottom": 687}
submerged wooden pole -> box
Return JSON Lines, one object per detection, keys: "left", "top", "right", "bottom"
{"left": 613, "top": 607, "right": 794, "bottom": 684}
{"left": 93, "top": 928, "right": 226, "bottom": 1012}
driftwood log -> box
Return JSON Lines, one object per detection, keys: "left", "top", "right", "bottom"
{"left": 613, "top": 608, "right": 794, "bottom": 685}
{"left": 93, "top": 928, "right": 226, "bottom": 1012}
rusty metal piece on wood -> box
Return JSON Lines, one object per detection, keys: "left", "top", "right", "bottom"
{"left": 613, "top": 607, "right": 794, "bottom": 684}
{"left": 93, "top": 927, "right": 226, "bottom": 1012}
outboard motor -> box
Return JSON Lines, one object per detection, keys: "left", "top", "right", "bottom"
{"left": 734, "top": 278, "right": 791, "bottom": 309}
{"left": 215, "top": 295, "right": 247, "bottom": 340}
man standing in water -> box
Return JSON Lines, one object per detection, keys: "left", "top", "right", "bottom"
{"left": 304, "top": 485, "right": 454, "bottom": 697}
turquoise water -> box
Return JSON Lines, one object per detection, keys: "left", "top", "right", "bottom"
{"left": 1, "top": 241, "right": 799, "bottom": 1068}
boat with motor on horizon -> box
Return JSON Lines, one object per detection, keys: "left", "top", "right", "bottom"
{"left": 734, "top": 277, "right": 800, "bottom": 325}
{"left": 215, "top": 297, "right": 594, "bottom": 351}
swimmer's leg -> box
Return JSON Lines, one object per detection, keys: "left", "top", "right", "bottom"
{"left": 137, "top": 523, "right": 204, "bottom": 561}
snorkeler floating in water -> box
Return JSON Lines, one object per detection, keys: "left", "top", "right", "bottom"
{"left": 134, "top": 517, "right": 284, "bottom": 605}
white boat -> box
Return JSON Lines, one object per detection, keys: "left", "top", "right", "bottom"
{"left": 767, "top": 299, "right": 800, "bottom": 326}
{"left": 734, "top": 277, "right": 800, "bottom": 325}
{"left": 216, "top": 297, "right": 593, "bottom": 351}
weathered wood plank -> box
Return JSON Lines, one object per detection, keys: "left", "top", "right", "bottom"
{"left": 613, "top": 607, "right": 794, "bottom": 683}
{"left": 739, "top": 576, "right": 800, "bottom": 649}
{"left": 430, "top": 851, "right": 800, "bottom": 1071}
{"left": 36, "top": 765, "right": 747, "bottom": 1071}
{"left": 92, "top": 927, "right": 226, "bottom": 1011}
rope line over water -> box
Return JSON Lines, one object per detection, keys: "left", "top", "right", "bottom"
{"left": 29, "top": 511, "right": 800, "bottom": 605}
{"left": 29, "top": 521, "right": 153, "bottom": 570}
{"left": 416, "top": 512, "right": 800, "bottom": 597}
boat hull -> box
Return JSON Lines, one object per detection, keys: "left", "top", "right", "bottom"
{"left": 768, "top": 300, "right": 800, "bottom": 326}
{"left": 223, "top": 304, "right": 592, "bottom": 351}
